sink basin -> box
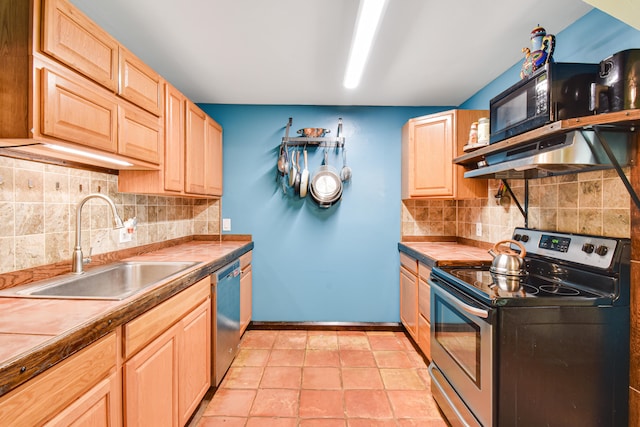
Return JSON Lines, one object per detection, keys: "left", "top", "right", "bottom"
{"left": 0, "top": 261, "right": 201, "bottom": 300}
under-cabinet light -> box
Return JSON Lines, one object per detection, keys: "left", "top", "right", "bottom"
{"left": 343, "top": 0, "right": 388, "bottom": 89}
{"left": 44, "top": 144, "right": 134, "bottom": 167}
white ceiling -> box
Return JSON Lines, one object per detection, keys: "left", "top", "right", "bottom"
{"left": 69, "top": 0, "right": 593, "bottom": 106}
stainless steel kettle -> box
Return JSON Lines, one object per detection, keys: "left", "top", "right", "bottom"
{"left": 488, "top": 240, "right": 527, "bottom": 276}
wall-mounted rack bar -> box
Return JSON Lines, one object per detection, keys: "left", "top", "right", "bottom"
{"left": 282, "top": 117, "right": 345, "bottom": 147}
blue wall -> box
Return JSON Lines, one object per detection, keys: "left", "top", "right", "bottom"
{"left": 201, "top": 8, "right": 640, "bottom": 323}
{"left": 460, "top": 9, "right": 640, "bottom": 110}
{"left": 199, "top": 105, "right": 444, "bottom": 322}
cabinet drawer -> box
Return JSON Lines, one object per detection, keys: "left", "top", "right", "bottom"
{"left": 117, "top": 102, "right": 161, "bottom": 164}
{"left": 240, "top": 251, "right": 252, "bottom": 270}
{"left": 400, "top": 252, "right": 418, "bottom": 275}
{"left": 41, "top": 67, "right": 118, "bottom": 153}
{"left": 0, "top": 332, "right": 117, "bottom": 426}
{"left": 418, "top": 261, "right": 431, "bottom": 282}
{"left": 418, "top": 277, "right": 431, "bottom": 322}
{"left": 42, "top": 0, "right": 118, "bottom": 91}
{"left": 118, "top": 46, "right": 162, "bottom": 116}
{"left": 124, "top": 278, "right": 210, "bottom": 359}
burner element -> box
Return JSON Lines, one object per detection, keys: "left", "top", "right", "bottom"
{"left": 538, "top": 284, "right": 581, "bottom": 296}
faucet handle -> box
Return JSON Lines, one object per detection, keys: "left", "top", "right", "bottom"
{"left": 83, "top": 247, "right": 93, "bottom": 265}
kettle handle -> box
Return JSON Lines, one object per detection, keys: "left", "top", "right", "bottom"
{"left": 491, "top": 240, "right": 527, "bottom": 258}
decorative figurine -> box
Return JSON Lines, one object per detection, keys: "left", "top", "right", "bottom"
{"left": 520, "top": 25, "right": 555, "bottom": 79}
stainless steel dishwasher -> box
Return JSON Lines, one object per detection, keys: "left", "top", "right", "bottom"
{"left": 211, "top": 260, "right": 241, "bottom": 386}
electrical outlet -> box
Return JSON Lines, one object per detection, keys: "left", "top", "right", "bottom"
{"left": 119, "top": 228, "right": 132, "bottom": 243}
{"left": 475, "top": 223, "right": 483, "bottom": 237}
{"left": 222, "top": 218, "right": 231, "bottom": 232}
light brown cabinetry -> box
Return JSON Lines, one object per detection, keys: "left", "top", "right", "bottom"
{"left": 401, "top": 109, "right": 488, "bottom": 199}
{"left": 240, "top": 251, "right": 253, "bottom": 335}
{"left": 0, "top": 0, "right": 161, "bottom": 169}
{"left": 123, "top": 277, "right": 211, "bottom": 427}
{"left": 0, "top": 332, "right": 120, "bottom": 426}
{"left": 399, "top": 252, "right": 418, "bottom": 340}
{"left": 118, "top": 84, "right": 223, "bottom": 198}
{"left": 185, "top": 101, "right": 223, "bottom": 197}
{"left": 399, "top": 252, "right": 432, "bottom": 360}
{"left": 417, "top": 262, "right": 431, "bottom": 359}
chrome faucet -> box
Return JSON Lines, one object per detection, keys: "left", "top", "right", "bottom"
{"left": 72, "top": 193, "right": 124, "bottom": 274}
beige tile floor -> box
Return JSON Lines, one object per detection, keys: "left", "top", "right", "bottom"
{"left": 196, "top": 329, "right": 448, "bottom": 426}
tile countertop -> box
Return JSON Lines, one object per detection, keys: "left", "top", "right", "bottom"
{"left": 0, "top": 240, "right": 253, "bottom": 397}
{"left": 398, "top": 241, "right": 493, "bottom": 268}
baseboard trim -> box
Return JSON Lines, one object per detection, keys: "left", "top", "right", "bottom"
{"left": 248, "top": 321, "right": 404, "bottom": 332}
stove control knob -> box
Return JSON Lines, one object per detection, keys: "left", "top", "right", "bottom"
{"left": 595, "top": 245, "right": 609, "bottom": 256}
{"left": 513, "top": 234, "right": 522, "bottom": 241}
{"left": 520, "top": 234, "right": 530, "bottom": 243}
{"left": 582, "top": 243, "right": 595, "bottom": 254}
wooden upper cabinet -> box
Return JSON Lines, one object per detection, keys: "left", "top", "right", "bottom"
{"left": 205, "top": 117, "right": 223, "bottom": 196}
{"left": 118, "top": 101, "right": 162, "bottom": 164}
{"left": 401, "top": 109, "right": 488, "bottom": 199}
{"left": 42, "top": 0, "right": 118, "bottom": 91}
{"left": 164, "top": 84, "right": 186, "bottom": 192}
{"left": 118, "top": 46, "right": 162, "bottom": 116}
{"left": 41, "top": 66, "right": 118, "bottom": 153}
{"left": 185, "top": 101, "right": 208, "bottom": 195}
{"left": 185, "top": 101, "right": 223, "bottom": 197}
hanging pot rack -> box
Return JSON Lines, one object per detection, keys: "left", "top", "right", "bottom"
{"left": 281, "top": 117, "right": 345, "bottom": 147}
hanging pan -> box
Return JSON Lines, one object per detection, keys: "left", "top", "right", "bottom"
{"left": 309, "top": 149, "right": 342, "bottom": 208}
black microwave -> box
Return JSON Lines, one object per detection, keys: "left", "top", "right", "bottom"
{"left": 489, "top": 62, "right": 598, "bottom": 144}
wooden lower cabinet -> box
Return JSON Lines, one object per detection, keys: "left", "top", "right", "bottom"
{"left": 0, "top": 332, "right": 119, "bottom": 427}
{"left": 240, "top": 251, "right": 253, "bottom": 335}
{"left": 400, "top": 252, "right": 433, "bottom": 360}
{"left": 123, "top": 278, "right": 211, "bottom": 427}
{"left": 45, "top": 372, "right": 121, "bottom": 427}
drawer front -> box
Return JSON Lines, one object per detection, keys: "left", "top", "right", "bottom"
{"left": 41, "top": 67, "right": 118, "bottom": 152}
{"left": 42, "top": 0, "right": 118, "bottom": 91}
{"left": 239, "top": 251, "right": 252, "bottom": 270}
{"left": 399, "top": 252, "right": 418, "bottom": 275}
{"left": 418, "top": 261, "right": 431, "bottom": 282}
{"left": 124, "top": 278, "right": 210, "bottom": 359}
{"left": 0, "top": 332, "right": 117, "bottom": 426}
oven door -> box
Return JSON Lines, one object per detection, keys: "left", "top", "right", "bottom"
{"left": 429, "top": 274, "right": 495, "bottom": 427}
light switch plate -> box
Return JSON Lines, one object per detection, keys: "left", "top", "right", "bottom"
{"left": 475, "top": 223, "right": 482, "bottom": 237}
{"left": 222, "top": 218, "right": 231, "bottom": 231}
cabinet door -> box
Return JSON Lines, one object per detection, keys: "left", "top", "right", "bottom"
{"left": 125, "top": 323, "right": 179, "bottom": 427}
{"left": 400, "top": 265, "right": 418, "bottom": 339}
{"left": 164, "top": 84, "right": 186, "bottom": 192}
{"left": 41, "top": 67, "right": 118, "bottom": 153}
{"left": 42, "top": 0, "right": 118, "bottom": 91}
{"left": 117, "top": 102, "right": 161, "bottom": 164}
{"left": 185, "top": 101, "right": 207, "bottom": 195}
{"left": 44, "top": 372, "right": 121, "bottom": 427}
{"left": 240, "top": 264, "right": 253, "bottom": 335}
{"left": 417, "top": 314, "right": 431, "bottom": 360}
{"left": 205, "top": 117, "right": 223, "bottom": 196}
{"left": 410, "top": 113, "right": 454, "bottom": 197}
{"left": 118, "top": 46, "right": 162, "bottom": 116}
{"left": 178, "top": 299, "right": 211, "bottom": 426}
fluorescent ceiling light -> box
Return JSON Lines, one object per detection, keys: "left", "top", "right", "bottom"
{"left": 343, "top": 0, "right": 388, "bottom": 89}
{"left": 45, "top": 144, "right": 134, "bottom": 167}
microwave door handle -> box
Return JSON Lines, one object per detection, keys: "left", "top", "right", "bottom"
{"left": 431, "top": 280, "right": 489, "bottom": 319}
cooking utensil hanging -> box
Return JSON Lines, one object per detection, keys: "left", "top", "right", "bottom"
{"left": 309, "top": 148, "right": 343, "bottom": 208}
{"left": 300, "top": 147, "right": 309, "bottom": 198}
{"left": 340, "top": 148, "right": 352, "bottom": 182}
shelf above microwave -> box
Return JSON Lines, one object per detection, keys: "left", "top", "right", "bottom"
{"left": 453, "top": 109, "right": 640, "bottom": 169}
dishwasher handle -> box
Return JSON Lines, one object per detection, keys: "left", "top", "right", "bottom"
{"left": 215, "top": 261, "right": 240, "bottom": 282}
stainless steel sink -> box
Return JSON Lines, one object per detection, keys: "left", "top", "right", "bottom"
{"left": 0, "top": 261, "right": 201, "bottom": 300}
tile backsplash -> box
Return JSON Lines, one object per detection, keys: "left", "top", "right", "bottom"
{"left": 0, "top": 156, "right": 221, "bottom": 274}
{"left": 403, "top": 168, "right": 631, "bottom": 242}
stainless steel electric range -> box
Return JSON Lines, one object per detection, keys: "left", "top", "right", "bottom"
{"left": 428, "top": 227, "right": 630, "bottom": 427}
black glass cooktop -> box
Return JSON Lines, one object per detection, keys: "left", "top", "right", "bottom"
{"left": 435, "top": 265, "right": 609, "bottom": 305}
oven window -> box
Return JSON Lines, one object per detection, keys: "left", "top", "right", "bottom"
{"left": 434, "top": 296, "right": 481, "bottom": 386}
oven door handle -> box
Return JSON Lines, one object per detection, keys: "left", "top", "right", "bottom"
{"left": 430, "top": 278, "right": 490, "bottom": 319}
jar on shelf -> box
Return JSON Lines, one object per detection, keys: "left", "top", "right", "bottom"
{"left": 478, "top": 118, "right": 490, "bottom": 144}
{"left": 468, "top": 122, "right": 478, "bottom": 144}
